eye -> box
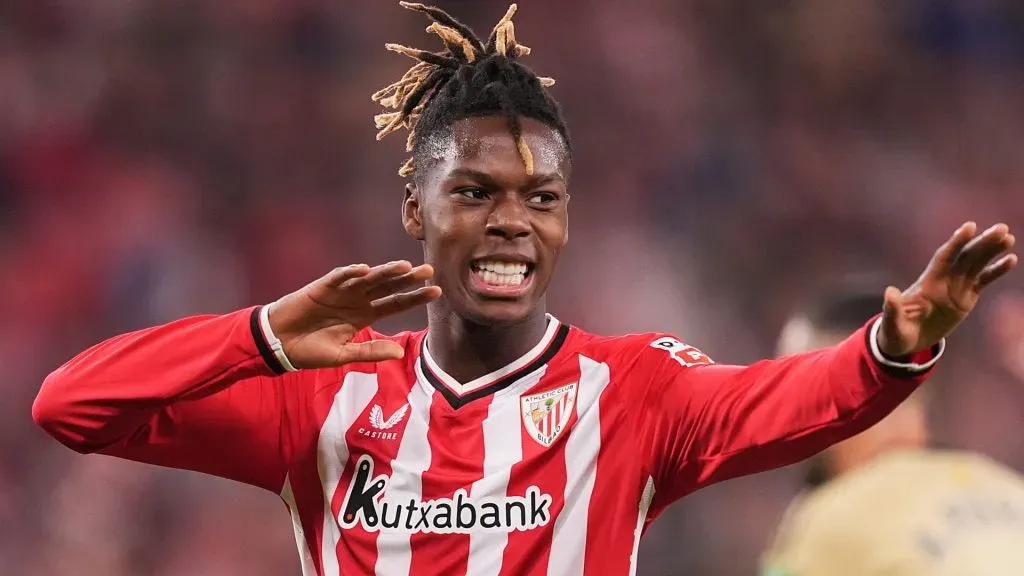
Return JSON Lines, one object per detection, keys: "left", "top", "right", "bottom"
{"left": 527, "top": 192, "right": 560, "bottom": 206}
{"left": 456, "top": 188, "right": 489, "bottom": 201}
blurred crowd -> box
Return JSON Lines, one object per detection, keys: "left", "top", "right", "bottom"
{"left": 3, "top": 0, "right": 1024, "bottom": 574}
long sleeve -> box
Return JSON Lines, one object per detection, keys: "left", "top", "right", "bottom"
{"left": 32, "top": 306, "right": 295, "bottom": 492}
{"left": 631, "top": 316, "right": 943, "bottom": 507}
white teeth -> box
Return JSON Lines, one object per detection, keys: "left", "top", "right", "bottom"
{"left": 473, "top": 261, "right": 528, "bottom": 287}
{"left": 475, "top": 261, "right": 528, "bottom": 275}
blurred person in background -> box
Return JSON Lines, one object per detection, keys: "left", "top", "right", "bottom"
{"left": 988, "top": 291, "right": 1024, "bottom": 384}
{"left": 761, "top": 285, "right": 1024, "bottom": 576}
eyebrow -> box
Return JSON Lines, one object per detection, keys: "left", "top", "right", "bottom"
{"left": 446, "top": 168, "right": 565, "bottom": 188}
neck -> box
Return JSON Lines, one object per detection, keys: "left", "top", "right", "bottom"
{"left": 425, "top": 302, "right": 550, "bottom": 384}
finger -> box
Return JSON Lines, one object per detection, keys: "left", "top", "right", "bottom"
{"left": 955, "top": 224, "right": 1012, "bottom": 277}
{"left": 335, "top": 340, "right": 406, "bottom": 364}
{"left": 371, "top": 285, "right": 443, "bottom": 318}
{"left": 931, "top": 221, "right": 978, "bottom": 274}
{"left": 879, "top": 286, "right": 907, "bottom": 355}
{"left": 344, "top": 260, "right": 414, "bottom": 291}
{"left": 323, "top": 264, "right": 371, "bottom": 286}
{"left": 366, "top": 264, "right": 435, "bottom": 301}
{"left": 977, "top": 253, "right": 1019, "bottom": 289}
{"left": 882, "top": 285, "right": 902, "bottom": 324}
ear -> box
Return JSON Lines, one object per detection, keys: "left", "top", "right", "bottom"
{"left": 402, "top": 183, "right": 424, "bottom": 240}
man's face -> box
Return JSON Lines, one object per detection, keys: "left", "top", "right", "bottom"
{"left": 402, "top": 116, "right": 570, "bottom": 326}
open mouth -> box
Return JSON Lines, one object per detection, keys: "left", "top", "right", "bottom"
{"left": 470, "top": 259, "right": 535, "bottom": 289}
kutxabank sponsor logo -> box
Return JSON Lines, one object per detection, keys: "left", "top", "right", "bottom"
{"left": 339, "top": 455, "right": 552, "bottom": 534}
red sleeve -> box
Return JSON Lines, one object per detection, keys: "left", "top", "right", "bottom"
{"left": 32, "top": 306, "right": 297, "bottom": 493}
{"left": 631, "top": 316, "right": 942, "bottom": 507}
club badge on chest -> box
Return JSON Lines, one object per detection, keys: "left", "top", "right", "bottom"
{"left": 521, "top": 382, "right": 578, "bottom": 448}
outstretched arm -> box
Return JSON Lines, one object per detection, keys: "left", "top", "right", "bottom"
{"left": 32, "top": 307, "right": 296, "bottom": 491}
{"left": 636, "top": 222, "right": 1015, "bottom": 506}
{"left": 637, "top": 320, "right": 936, "bottom": 501}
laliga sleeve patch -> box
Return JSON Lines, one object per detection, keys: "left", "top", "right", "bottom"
{"left": 649, "top": 336, "right": 714, "bottom": 367}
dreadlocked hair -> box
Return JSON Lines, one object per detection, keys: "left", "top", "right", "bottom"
{"left": 373, "top": 2, "right": 569, "bottom": 178}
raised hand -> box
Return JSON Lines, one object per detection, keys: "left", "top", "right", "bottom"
{"left": 878, "top": 222, "right": 1017, "bottom": 357}
{"left": 267, "top": 261, "right": 442, "bottom": 369}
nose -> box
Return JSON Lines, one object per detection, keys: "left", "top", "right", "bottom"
{"left": 486, "top": 196, "right": 531, "bottom": 240}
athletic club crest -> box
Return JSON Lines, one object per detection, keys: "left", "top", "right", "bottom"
{"left": 520, "top": 383, "right": 578, "bottom": 448}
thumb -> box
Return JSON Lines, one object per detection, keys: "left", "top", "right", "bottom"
{"left": 882, "top": 285, "right": 903, "bottom": 324}
{"left": 878, "top": 285, "right": 906, "bottom": 355}
{"left": 336, "top": 340, "right": 406, "bottom": 365}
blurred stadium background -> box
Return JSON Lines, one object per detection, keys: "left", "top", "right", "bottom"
{"left": 3, "top": 0, "right": 1024, "bottom": 574}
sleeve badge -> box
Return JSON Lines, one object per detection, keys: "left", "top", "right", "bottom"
{"left": 650, "top": 336, "right": 714, "bottom": 367}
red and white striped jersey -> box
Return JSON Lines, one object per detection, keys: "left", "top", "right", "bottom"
{"left": 32, "top": 306, "right": 942, "bottom": 576}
